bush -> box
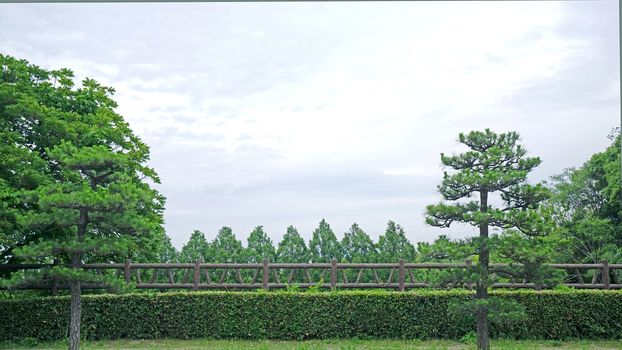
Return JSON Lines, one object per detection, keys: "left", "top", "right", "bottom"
{"left": 0, "top": 290, "right": 620, "bottom": 341}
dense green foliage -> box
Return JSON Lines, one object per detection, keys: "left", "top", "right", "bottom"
{"left": 4, "top": 339, "right": 621, "bottom": 350}
{"left": 341, "top": 224, "right": 377, "bottom": 263}
{"left": 309, "top": 219, "right": 342, "bottom": 263}
{"left": 246, "top": 226, "right": 275, "bottom": 263}
{"left": 0, "top": 53, "right": 169, "bottom": 350}
{"left": 547, "top": 130, "right": 622, "bottom": 265}
{"left": 0, "top": 54, "right": 166, "bottom": 267}
{"left": 0, "top": 290, "right": 620, "bottom": 342}
{"left": 275, "top": 226, "right": 310, "bottom": 263}
{"left": 377, "top": 221, "right": 416, "bottom": 262}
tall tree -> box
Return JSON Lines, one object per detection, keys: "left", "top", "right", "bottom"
{"left": 159, "top": 235, "right": 179, "bottom": 263}
{"left": 341, "top": 223, "right": 377, "bottom": 262}
{"left": 376, "top": 221, "right": 415, "bottom": 262}
{"left": 246, "top": 226, "right": 275, "bottom": 263}
{"left": 210, "top": 226, "right": 244, "bottom": 263}
{"left": 547, "top": 130, "right": 622, "bottom": 266}
{"left": 13, "top": 141, "right": 163, "bottom": 350}
{"left": 341, "top": 223, "right": 377, "bottom": 282}
{"left": 179, "top": 230, "right": 209, "bottom": 263}
{"left": 425, "top": 129, "right": 549, "bottom": 350}
{"left": 276, "top": 226, "right": 310, "bottom": 263}
{"left": 1, "top": 55, "right": 165, "bottom": 350}
{"left": 0, "top": 54, "right": 165, "bottom": 265}
{"left": 309, "top": 219, "right": 342, "bottom": 262}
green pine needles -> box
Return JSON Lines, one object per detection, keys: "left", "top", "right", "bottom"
{"left": 426, "top": 129, "right": 552, "bottom": 350}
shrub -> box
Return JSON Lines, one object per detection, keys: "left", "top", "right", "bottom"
{"left": 0, "top": 290, "right": 620, "bottom": 341}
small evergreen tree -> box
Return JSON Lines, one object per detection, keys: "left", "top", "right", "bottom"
{"left": 10, "top": 141, "right": 163, "bottom": 350}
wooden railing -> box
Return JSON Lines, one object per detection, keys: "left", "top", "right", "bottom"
{"left": 2, "top": 260, "right": 621, "bottom": 292}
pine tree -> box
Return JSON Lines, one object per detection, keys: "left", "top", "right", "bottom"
{"left": 12, "top": 141, "right": 163, "bottom": 350}
{"left": 425, "top": 129, "right": 549, "bottom": 350}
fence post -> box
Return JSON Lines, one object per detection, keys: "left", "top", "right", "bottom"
{"left": 124, "top": 259, "right": 132, "bottom": 285}
{"left": 331, "top": 259, "right": 337, "bottom": 291}
{"left": 262, "top": 259, "right": 269, "bottom": 290}
{"left": 193, "top": 259, "right": 201, "bottom": 291}
{"left": 398, "top": 259, "right": 405, "bottom": 291}
{"left": 602, "top": 260, "right": 610, "bottom": 289}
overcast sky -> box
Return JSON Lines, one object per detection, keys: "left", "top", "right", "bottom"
{"left": 0, "top": 1, "right": 619, "bottom": 249}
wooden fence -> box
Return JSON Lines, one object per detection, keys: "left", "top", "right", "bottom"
{"left": 1, "top": 260, "right": 621, "bottom": 293}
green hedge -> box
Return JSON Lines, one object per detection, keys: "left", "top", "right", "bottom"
{"left": 1, "top": 290, "right": 621, "bottom": 341}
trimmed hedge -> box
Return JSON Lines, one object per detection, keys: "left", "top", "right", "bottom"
{"left": 0, "top": 290, "right": 621, "bottom": 341}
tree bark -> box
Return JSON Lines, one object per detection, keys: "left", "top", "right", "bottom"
{"left": 69, "top": 279, "right": 81, "bottom": 350}
{"left": 476, "top": 190, "right": 490, "bottom": 350}
{"left": 69, "top": 208, "right": 87, "bottom": 350}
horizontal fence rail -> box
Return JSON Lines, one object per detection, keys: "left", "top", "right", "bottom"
{"left": 2, "top": 260, "right": 621, "bottom": 293}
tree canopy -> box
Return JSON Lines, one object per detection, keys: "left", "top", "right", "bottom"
{"left": 0, "top": 54, "right": 166, "bottom": 266}
{"left": 309, "top": 219, "right": 342, "bottom": 263}
{"left": 276, "top": 226, "right": 310, "bottom": 263}
{"left": 0, "top": 54, "right": 166, "bottom": 350}
{"left": 426, "top": 129, "right": 550, "bottom": 350}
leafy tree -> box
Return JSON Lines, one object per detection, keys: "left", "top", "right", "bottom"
{"left": 376, "top": 221, "right": 415, "bottom": 262}
{"left": 210, "top": 226, "right": 244, "bottom": 263}
{"left": 547, "top": 130, "right": 622, "bottom": 267}
{"left": 276, "top": 226, "right": 310, "bottom": 263}
{"left": 341, "top": 223, "right": 377, "bottom": 262}
{"left": 159, "top": 235, "right": 178, "bottom": 263}
{"left": 246, "top": 226, "right": 275, "bottom": 263}
{"left": 202, "top": 227, "right": 245, "bottom": 283}
{"left": 0, "top": 54, "right": 165, "bottom": 265}
{"left": 0, "top": 55, "right": 165, "bottom": 350}
{"left": 341, "top": 223, "right": 377, "bottom": 282}
{"left": 11, "top": 141, "right": 163, "bottom": 350}
{"left": 179, "top": 230, "right": 209, "bottom": 263}
{"left": 425, "top": 129, "right": 550, "bottom": 350}
{"left": 490, "top": 230, "right": 564, "bottom": 288}
{"left": 309, "top": 219, "right": 342, "bottom": 262}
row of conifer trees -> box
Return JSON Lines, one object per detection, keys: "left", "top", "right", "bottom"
{"left": 163, "top": 219, "right": 470, "bottom": 264}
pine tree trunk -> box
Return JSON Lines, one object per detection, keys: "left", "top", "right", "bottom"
{"left": 477, "top": 190, "right": 490, "bottom": 350}
{"left": 69, "top": 208, "right": 87, "bottom": 350}
{"left": 69, "top": 279, "right": 81, "bottom": 350}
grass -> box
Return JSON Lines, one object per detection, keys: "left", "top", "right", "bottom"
{"left": 0, "top": 339, "right": 621, "bottom": 350}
